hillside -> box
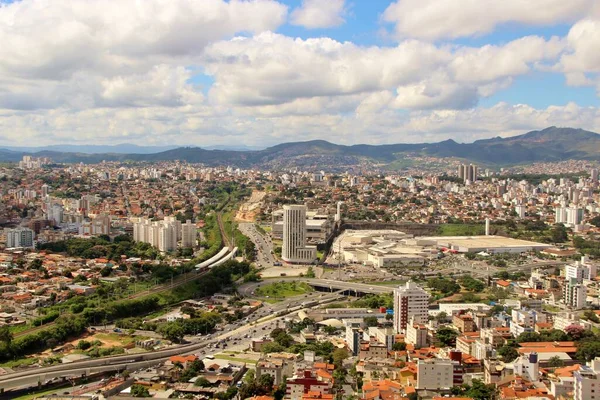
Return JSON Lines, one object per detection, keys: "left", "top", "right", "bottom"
{"left": 1, "top": 127, "right": 599, "bottom": 169}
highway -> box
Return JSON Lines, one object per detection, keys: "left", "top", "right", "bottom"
{"left": 0, "top": 284, "right": 343, "bottom": 393}
{"left": 238, "top": 222, "right": 276, "bottom": 267}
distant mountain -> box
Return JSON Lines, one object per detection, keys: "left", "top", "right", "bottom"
{"left": 1, "top": 127, "right": 598, "bottom": 169}
{"left": 0, "top": 143, "right": 178, "bottom": 154}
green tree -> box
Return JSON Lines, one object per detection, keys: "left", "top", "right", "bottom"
{"left": 194, "top": 377, "right": 211, "bottom": 387}
{"left": 498, "top": 345, "right": 519, "bottom": 362}
{"left": 364, "top": 316, "right": 379, "bottom": 327}
{"left": 392, "top": 342, "right": 407, "bottom": 351}
{"left": 548, "top": 355, "right": 564, "bottom": 368}
{"left": 130, "top": 384, "right": 151, "bottom": 397}
{"left": 332, "top": 348, "right": 349, "bottom": 369}
{"left": 158, "top": 322, "right": 185, "bottom": 343}
{"left": 436, "top": 327, "right": 458, "bottom": 346}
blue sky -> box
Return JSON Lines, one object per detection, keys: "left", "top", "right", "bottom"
{"left": 0, "top": 0, "right": 599, "bottom": 146}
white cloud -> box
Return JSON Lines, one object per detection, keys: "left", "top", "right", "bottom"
{"left": 2, "top": 101, "right": 598, "bottom": 148}
{"left": 204, "top": 32, "right": 563, "bottom": 110}
{"left": 383, "top": 0, "right": 594, "bottom": 41}
{"left": 0, "top": 0, "right": 288, "bottom": 80}
{"left": 290, "top": 0, "right": 346, "bottom": 29}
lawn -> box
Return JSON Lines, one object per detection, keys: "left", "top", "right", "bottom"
{"left": 215, "top": 354, "right": 257, "bottom": 365}
{"left": 438, "top": 224, "right": 485, "bottom": 236}
{"left": 12, "top": 385, "right": 70, "bottom": 400}
{"left": 254, "top": 281, "right": 313, "bottom": 301}
{"left": 0, "top": 357, "right": 39, "bottom": 368}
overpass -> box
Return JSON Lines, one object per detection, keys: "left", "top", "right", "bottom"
{"left": 238, "top": 277, "right": 395, "bottom": 298}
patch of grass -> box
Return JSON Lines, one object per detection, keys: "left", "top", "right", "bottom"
{"left": 0, "top": 357, "right": 39, "bottom": 368}
{"left": 215, "top": 354, "right": 257, "bottom": 365}
{"left": 543, "top": 304, "right": 561, "bottom": 313}
{"left": 255, "top": 282, "right": 313, "bottom": 301}
{"left": 438, "top": 224, "right": 485, "bottom": 236}
{"left": 12, "top": 385, "right": 70, "bottom": 400}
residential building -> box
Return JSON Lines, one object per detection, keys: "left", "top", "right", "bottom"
{"left": 563, "top": 278, "right": 587, "bottom": 309}
{"left": 181, "top": 220, "right": 197, "bottom": 248}
{"left": 416, "top": 359, "right": 454, "bottom": 390}
{"left": 5, "top": 227, "right": 35, "bottom": 248}
{"left": 393, "top": 281, "right": 429, "bottom": 333}
{"left": 406, "top": 317, "right": 428, "bottom": 349}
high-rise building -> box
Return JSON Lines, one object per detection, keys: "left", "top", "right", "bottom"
{"left": 5, "top": 227, "right": 35, "bottom": 248}
{"left": 565, "top": 257, "right": 597, "bottom": 282}
{"left": 393, "top": 281, "right": 429, "bottom": 333}
{"left": 132, "top": 217, "right": 183, "bottom": 252}
{"left": 567, "top": 206, "right": 584, "bottom": 226}
{"left": 591, "top": 169, "right": 599, "bottom": 183}
{"left": 458, "top": 163, "right": 478, "bottom": 184}
{"left": 158, "top": 224, "right": 177, "bottom": 252}
{"left": 563, "top": 278, "right": 587, "bottom": 309}
{"left": 282, "top": 205, "right": 316, "bottom": 264}
{"left": 515, "top": 204, "right": 526, "bottom": 219}
{"left": 181, "top": 220, "right": 197, "bottom": 248}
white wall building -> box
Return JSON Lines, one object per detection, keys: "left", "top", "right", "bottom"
{"left": 393, "top": 281, "right": 429, "bottom": 333}
{"left": 181, "top": 220, "right": 197, "bottom": 248}
{"left": 416, "top": 359, "right": 455, "bottom": 390}
{"left": 282, "top": 205, "right": 316, "bottom": 263}
{"left": 574, "top": 358, "right": 600, "bottom": 400}
{"left": 5, "top": 227, "right": 35, "bottom": 248}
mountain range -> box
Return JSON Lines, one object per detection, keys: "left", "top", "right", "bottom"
{"left": 0, "top": 127, "right": 598, "bottom": 170}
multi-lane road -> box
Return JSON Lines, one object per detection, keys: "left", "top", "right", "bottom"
{"left": 238, "top": 222, "right": 277, "bottom": 267}
{"left": 0, "top": 290, "right": 330, "bottom": 394}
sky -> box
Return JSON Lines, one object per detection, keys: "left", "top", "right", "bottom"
{"left": 1, "top": 0, "right": 600, "bottom": 148}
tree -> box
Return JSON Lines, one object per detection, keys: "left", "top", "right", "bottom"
{"left": 551, "top": 224, "right": 568, "bottom": 243}
{"left": 159, "top": 322, "right": 185, "bottom": 343}
{"left": 548, "top": 355, "right": 564, "bottom": 368}
{"left": 436, "top": 327, "right": 458, "bottom": 346}
{"left": 591, "top": 216, "right": 600, "bottom": 228}
{"left": 565, "top": 324, "right": 587, "bottom": 340}
{"left": 498, "top": 345, "right": 519, "bottom": 362}
{"left": 332, "top": 348, "right": 349, "bottom": 369}
{"left": 194, "top": 377, "right": 211, "bottom": 387}
{"left": 305, "top": 266, "right": 316, "bottom": 278}
{"left": 576, "top": 340, "right": 600, "bottom": 362}
{"left": 130, "top": 384, "right": 151, "bottom": 397}
{"left": 583, "top": 310, "right": 600, "bottom": 323}
{"left": 435, "top": 311, "right": 448, "bottom": 323}
{"left": 392, "top": 342, "right": 407, "bottom": 351}
{"left": 0, "top": 326, "right": 13, "bottom": 346}
{"left": 364, "top": 316, "right": 379, "bottom": 327}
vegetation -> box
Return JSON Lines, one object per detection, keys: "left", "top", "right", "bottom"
{"left": 255, "top": 281, "right": 313, "bottom": 300}
{"left": 451, "top": 379, "right": 497, "bottom": 400}
{"left": 1, "top": 260, "right": 251, "bottom": 362}
{"left": 438, "top": 223, "right": 485, "bottom": 236}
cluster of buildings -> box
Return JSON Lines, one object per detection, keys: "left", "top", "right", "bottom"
{"left": 132, "top": 217, "right": 197, "bottom": 252}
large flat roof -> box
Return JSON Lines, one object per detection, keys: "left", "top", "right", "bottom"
{"left": 423, "top": 235, "right": 551, "bottom": 250}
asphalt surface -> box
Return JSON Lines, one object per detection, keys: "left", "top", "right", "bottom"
{"left": 238, "top": 222, "right": 276, "bottom": 267}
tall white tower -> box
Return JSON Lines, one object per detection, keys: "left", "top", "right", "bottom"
{"left": 282, "top": 205, "right": 316, "bottom": 264}
{"left": 393, "top": 281, "right": 430, "bottom": 333}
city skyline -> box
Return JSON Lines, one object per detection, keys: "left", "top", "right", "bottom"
{"left": 0, "top": 0, "right": 599, "bottom": 148}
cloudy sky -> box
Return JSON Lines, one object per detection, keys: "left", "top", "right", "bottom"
{"left": 1, "top": 0, "right": 600, "bottom": 148}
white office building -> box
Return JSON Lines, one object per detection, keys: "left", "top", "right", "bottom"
{"left": 5, "top": 227, "right": 35, "bottom": 248}
{"left": 282, "top": 205, "right": 316, "bottom": 264}
{"left": 393, "top": 281, "right": 429, "bottom": 333}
